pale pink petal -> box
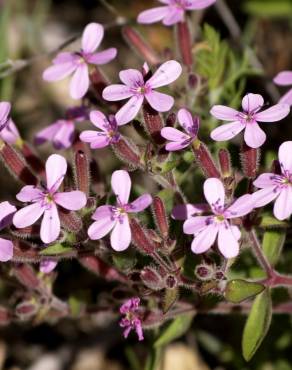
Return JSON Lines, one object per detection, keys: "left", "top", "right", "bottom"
{"left": 0, "top": 102, "right": 11, "bottom": 125}
{"left": 111, "top": 170, "right": 131, "bottom": 205}
{"left": 92, "top": 205, "right": 112, "bottom": 221}
{"left": 252, "top": 187, "right": 280, "bottom": 208}
{"left": 52, "top": 121, "right": 75, "bottom": 149}
{"left": 102, "top": 85, "right": 133, "bottom": 101}
{"left": 253, "top": 173, "right": 277, "bottom": 189}
{"left": 129, "top": 194, "right": 152, "bottom": 212}
{"left": 46, "top": 154, "right": 67, "bottom": 192}
{"left": 0, "top": 119, "right": 20, "bottom": 144}
{"left": 226, "top": 194, "right": 254, "bottom": 218}
{"left": 35, "top": 121, "right": 62, "bottom": 146}
{"left": 279, "top": 89, "right": 292, "bottom": 106}
{"left": 273, "top": 186, "right": 292, "bottom": 220}
{"left": 162, "top": 8, "right": 184, "bottom": 25}
{"left": 110, "top": 216, "right": 131, "bottom": 251}
{"left": 69, "top": 64, "right": 89, "bottom": 100}
{"left": 186, "top": 0, "right": 216, "bottom": 9}
{"left": 86, "top": 48, "right": 117, "bottom": 65}
{"left": 0, "top": 238, "right": 13, "bottom": 262}
{"left": 43, "top": 62, "right": 77, "bottom": 81}
{"left": 137, "top": 6, "right": 170, "bottom": 24}
{"left": 40, "top": 260, "right": 57, "bottom": 273}
{"left": 161, "top": 127, "right": 189, "bottom": 142}
{"left": 279, "top": 141, "right": 292, "bottom": 173}
{"left": 147, "top": 60, "right": 182, "bottom": 88}
{"left": 177, "top": 108, "right": 198, "bottom": 136}
{"left": 183, "top": 216, "right": 209, "bottom": 234}
{"left": 242, "top": 93, "right": 264, "bottom": 112}
{"left": 0, "top": 201, "right": 16, "bottom": 230}
{"left": 40, "top": 204, "right": 60, "bottom": 244}
{"left": 82, "top": 23, "right": 104, "bottom": 53}
{"left": 210, "top": 105, "right": 239, "bottom": 121}
{"left": 89, "top": 110, "right": 108, "bottom": 130}
{"left": 171, "top": 203, "right": 209, "bottom": 220}
{"left": 52, "top": 52, "right": 77, "bottom": 64}
{"left": 55, "top": 191, "right": 87, "bottom": 211}
{"left": 255, "top": 104, "right": 290, "bottom": 122}
{"left": 210, "top": 121, "right": 245, "bottom": 141}
{"left": 88, "top": 217, "right": 116, "bottom": 240}
{"left": 158, "top": 0, "right": 171, "bottom": 3}
{"left": 191, "top": 223, "right": 218, "bottom": 254}
{"left": 13, "top": 202, "right": 44, "bottom": 228}
{"left": 145, "top": 90, "right": 174, "bottom": 112}
{"left": 244, "top": 122, "right": 266, "bottom": 148}
{"left": 119, "top": 69, "right": 144, "bottom": 87}
{"left": 115, "top": 96, "right": 144, "bottom": 125}
{"left": 80, "top": 131, "right": 110, "bottom": 148}
{"left": 204, "top": 178, "right": 225, "bottom": 209}
{"left": 16, "top": 185, "right": 42, "bottom": 202}
{"left": 165, "top": 141, "right": 189, "bottom": 151}
{"left": 217, "top": 224, "right": 240, "bottom": 258}
{"left": 273, "top": 71, "right": 292, "bottom": 86}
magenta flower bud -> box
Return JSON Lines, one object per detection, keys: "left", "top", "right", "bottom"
{"left": 74, "top": 150, "right": 90, "bottom": 196}
{"left": 192, "top": 140, "right": 220, "bottom": 178}
{"left": 218, "top": 148, "right": 232, "bottom": 177}
{"left": 240, "top": 142, "right": 260, "bottom": 179}
{"left": 177, "top": 21, "right": 193, "bottom": 68}
{"left": 152, "top": 196, "right": 169, "bottom": 238}
{"left": 141, "top": 266, "right": 165, "bottom": 290}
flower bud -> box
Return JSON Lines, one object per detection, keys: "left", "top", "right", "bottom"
{"left": 130, "top": 218, "right": 156, "bottom": 254}
{"left": 112, "top": 136, "right": 143, "bottom": 169}
{"left": 177, "top": 21, "right": 193, "bottom": 69}
{"left": 192, "top": 140, "right": 220, "bottom": 178}
{"left": 152, "top": 196, "right": 169, "bottom": 238}
{"left": 142, "top": 103, "right": 165, "bottom": 145}
{"left": 59, "top": 208, "right": 83, "bottom": 233}
{"left": 218, "top": 148, "right": 232, "bottom": 177}
{"left": 74, "top": 150, "right": 90, "bottom": 196}
{"left": 240, "top": 142, "right": 260, "bottom": 178}
{"left": 13, "top": 264, "right": 40, "bottom": 290}
{"left": 15, "top": 299, "right": 38, "bottom": 320}
{"left": 140, "top": 267, "right": 165, "bottom": 291}
{"left": 195, "top": 264, "right": 215, "bottom": 281}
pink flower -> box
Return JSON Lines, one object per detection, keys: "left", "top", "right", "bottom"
{"left": 161, "top": 108, "right": 199, "bottom": 151}
{"left": 102, "top": 60, "right": 182, "bottom": 125}
{"left": 119, "top": 297, "right": 144, "bottom": 341}
{"left": 137, "top": 0, "right": 216, "bottom": 26}
{"left": 274, "top": 71, "right": 292, "bottom": 106}
{"left": 35, "top": 106, "right": 88, "bottom": 149}
{"left": 210, "top": 93, "right": 290, "bottom": 148}
{"left": 88, "top": 170, "right": 152, "bottom": 251}
{"left": 80, "top": 110, "right": 120, "bottom": 149}
{"left": 183, "top": 178, "right": 254, "bottom": 258}
{"left": 0, "top": 201, "right": 16, "bottom": 262}
{"left": 40, "top": 259, "right": 58, "bottom": 273}
{"left": 0, "top": 119, "right": 20, "bottom": 145}
{"left": 252, "top": 141, "right": 292, "bottom": 220}
{"left": 13, "top": 154, "right": 87, "bottom": 244}
{"left": 43, "top": 23, "right": 117, "bottom": 100}
{"left": 0, "top": 102, "right": 11, "bottom": 132}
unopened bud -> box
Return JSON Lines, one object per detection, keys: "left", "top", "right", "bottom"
{"left": 218, "top": 148, "right": 232, "bottom": 177}
{"left": 112, "top": 136, "right": 143, "bottom": 169}
{"left": 142, "top": 103, "right": 165, "bottom": 145}
{"left": 192, "top": 140, "right": 220, "bottom": 178}
{"left": 141, "top": 267, "right": 165, "bottom": 291}
{"left": 240, "top": 142, "right": 260, "bottom": 178}
{"left": 177, "top": 21, "right": 193, "bottom": 69}
{"left": 188, "top": 73, "right": 199, "bottom": 89}
{"left": 74, "top": 150, "right": 90, "bottom": 196}
{"left": 13, "top": 264, "right": 40, "bottom": 290}
{"left": 164, "top": 274, "right": 178, "bottom": 289}
{"left": 15, "top": 299, "right": 38, "bottom": 320}
{"left": 130, "top": 218, "right": 156, "bottom": 254}
{"left": 195, "top": 264, "right": 215, "bottom": 281}
{"left": 59, "top": 209, "right": 83, "bottom": 233}
{"left": 152, "top": 196, "right": 169, "bottom": 238}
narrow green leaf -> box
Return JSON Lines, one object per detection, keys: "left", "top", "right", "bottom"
{"left": 262, "top": 230, "right": 286, "bottom": 266}
{"left": 154, "top": 314, "right": 194, "bottom": 348}
{"left": 259, "top": 214, "right": 289, "bottom": 229}
{"left": 242, "top": 289, "right": 272, "bottom": 361}
{"left": 225, "top": 279, "right": 265, "bottom": 303}
{"left": 40, "top": 243, "right": 73, "bottom": 255}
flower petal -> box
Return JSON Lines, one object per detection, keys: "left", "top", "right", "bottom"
{"left": 210, "top": 121, "right": 245, "bottom": 141}
{"left": 183, "top": 216, "right": 209, "bottom": 234}
{"left": 279, "top": 89, "right": 292, "bottom": 106}
{"left": 89, "top": 110, "right": 108, "bottom": 130}
{"left": 88, "top": 217, "right": 116, "bottom": 240}
{"left": 0, "top": 119, "right": 20, "bottom": 145}
{"left": 177, "top": 108, "right": 199, "bottom": 136}
{"left": 203, "top": 178, "right": 225, "bottom": 209}
{"left": 217, "top": 224, "right": 240, "bottom": 258}
{"left": 145, "top": 90, "right": 174, "bottom": 112}
{"left": 80, "top": 131, "right": 110, "bottom": 148}
{"left": 111, "top": 170, "right": 131, "bottom": 204}
{"left": 0, "top": 201, "right": 16, "bottom": 230}
{"left": 35, "top": 121, "right": 62, "bottom": 146}
{"left": 16, "top": 185, "right": 42, "bottom": 203}
{"left": 273, "top": 71, "right": 292, "bottom": 86}
{"left": 210, "top": 105, "right": 239, "bottom": 121}
{"left": 186, "top": 0, "right": 216, "bottom": 9}
{"left": 253, "top": 173, "right": 278, "bottom": 189}
{"left": 55, "top": 191, "right": 87, "bottom": 211}
{"left": 40, "top": 260, "right": 57, "bottom": 273}
{"left": 82, "top": 23, "right": 104, "bottom": 53}
{"left": 255, "top": 104, "right": 290, "bottom": 122}
{"left": 242, "top": 93, "right": 264, "bottom": 113}
{"left": 244, "top": 122, "right": 266, "bottom": 148}
{"left": 252, "top": 187, "right": 280, "bottom": 208}
{"left": 0, "top": 238, "right": 13, "bottom": 262}
{"left": 165, "top": 141, "right": 189, "bottom": 151}
{"left": 226, "top": 194, "right": 254, "bottom": 218}
{"left": 171, "top": 203, "right": 209, "bottom": 220}
{"left": 69, "top": 64, "right": 89, "bottom": 100}
{"left": 102, "top": 84, "right": 133, "bottom": 101}
{"left": 52, "top": 121, "right": 75, "bottom": 149}
{"left": 92, "top": 205, "right": 113, "bottom": 220}
{"left": 13, "top": 202, "right": 44, "bottom": 228}
{"left": 110, "top": 216, "right": 131, "bottom": 251}
{"left": 0, "top": 102, "right": 11, "bottom": 126}
{"left": 191, "top": 223, "right": 218, "bottom": 254}
{"left": 40, "top": 204, "right": 60, "bottom": 244}
{"left": 43, "top": 61, "right": 77, "bottom": 81}
{"left": 160, "top": 127, "right": 189, "bottom": 142}
{"left": 162, "top": 8, "right": 184, "bottom": 25}
{"left": 147, "top": 60, "right": 182, "bottom": 88}
{"left": 115, "top": 95, "right": 144, "bottom": 125}
{"left": 137, "top": 6, "right": 170, "bottom": 24}
{"left": 273, "top": 186, "right": 292, "bottom": 220}
{"left": 129, "top": 194, "right": 152, "bottom": 212}
{"left": 46, "top": 154, "right": 67, "bottom": 192}
{"left": 279, "top": 141, "right": 292, "bottom": 173}
{"left": 86, "top": 48, "right": 117, "bottom": 65}
{"left": 119, "top": 69, "right": 144, "bottom": 87}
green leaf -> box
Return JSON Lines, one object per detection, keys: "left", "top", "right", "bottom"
{"left": 242, "top": 289, "right": 272, "bottom": 361}
{"left": 259, "top": 214, "right": 290, "bottom": 229}
{"left": 154, "top": 314, "right": 194, "bottom": 348}
{"left": 262, "top": 230, "right": 286, "bottom": 266}
{"left": 225, "top": 279, "right": 265, "bottom": 303}
{"left": 40, "top": 243, "right": 73, "bottom": 255}
{"left": 112, "top": 250, "right": 136, "bottom": 271}
{"left": 243, "top": 1, "right": 292, "bottom": 17}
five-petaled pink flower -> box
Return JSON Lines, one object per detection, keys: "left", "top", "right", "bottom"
{"left": 102, "top": 60, "right": 182, "bottom": 125}
{"left": 13, "top": 154, "right": 87, "bottom": 244}
{"left": 0, "top": 201, "right": 16, "bottom": 262}
{"left": 137, "top": 0, "right": 216, "bottom": 26}
{"left": 0, "top": 102, "right": 11, "bottom": 132}
{"left": 252, "top": 141, "right": 292, "bottom": 220}
{"left": 35, "top": 106, "right": 88, "bottom": 149}
{"left": 80, "top": 110, "right": 120, "bottom": 149}
{"left": 183, "top": 178, "right": 254, "bottom": 258}
{"left": 161, "top": 108, "right": 199, "bottom": 151}
{"left": 88, "top": 170, "right": 152, "bottom": 251}
{"left": 119, "top": 297, "right": 144, "bottom": 341}
{"left": 43, "top": 23, "right": 117, "bottom": 100}
{"left": 210, "top": 93, "right": 290, "bottom": 148}
{"left": 274, "top": 71, "right": 292, "bottom": 106}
